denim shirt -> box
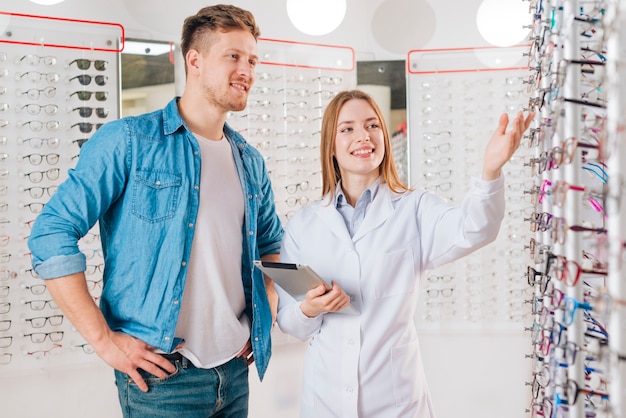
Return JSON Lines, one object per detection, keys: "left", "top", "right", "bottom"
{"left": 28, "top": 98, "right": 284, "bottom": 379}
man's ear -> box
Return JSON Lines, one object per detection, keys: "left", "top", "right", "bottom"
{"left": 186, "top": 49, "right": 201, "bottom": 73}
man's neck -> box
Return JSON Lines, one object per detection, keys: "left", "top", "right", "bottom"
{"left": 178, "top": 94, "right": 227, "bottom": 140}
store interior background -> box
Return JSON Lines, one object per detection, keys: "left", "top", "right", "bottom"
{"left": 0, "top": 0, "right": 532, "bottom": 417}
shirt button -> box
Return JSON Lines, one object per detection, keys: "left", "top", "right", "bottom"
{"left": 174, "top": 300, "right": 179, "bottom": 305}
{"left": 346, "top": 386, "right": 353, "bottom": 393}
{"left": 254, "top": 337, "right": 259, "bottom": 342}
{"left": 155, "top": 181, "right": 161, "bottom": 186}
{"left": 194, "top": 151, "right": 199, "bottom": 155}
{"left": 164, "top": 336, "right": 170, "bottom": 341}
{"left": 194, "top": 185, "right": 199, "bottom": 190}
{"left": 248, "top": 194, "right": 252, "bottom": 199}
{"left": 181, "top": 261, "right": 187, "bottom": 266}
{"left": 347, "top": 339, "right": 354, "bottom": 346}
{"left": 188, "top": 223, "right": 194, "bottom": 228}
{"left": 249, "top": 231, "right": 253, "bottom": 236}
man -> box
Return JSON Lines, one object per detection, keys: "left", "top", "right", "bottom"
{"left": 28, "top": 5, "right": 283, "bottom": 417}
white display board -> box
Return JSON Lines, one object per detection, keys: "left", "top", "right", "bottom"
{"left": 406, "top": 45, "right": 535, "bottom": 331}
{"left": 0, "top": 11, "right": 121, "bottom": 372}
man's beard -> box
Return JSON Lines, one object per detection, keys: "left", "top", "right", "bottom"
{"left": 205, "top": 83, "right": 248, "bottom": 113}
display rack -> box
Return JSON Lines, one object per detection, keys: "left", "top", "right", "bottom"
{"left": 523, "top": 0, "right": 616, "bottom": 418}
{"left": 0, "top": 12, "right": 121, "bottom": 371}
{"left": 406, "top": 45, "right": 534, "bottom": 331}
{"left": 604, "top": 0, "right": 626, "bottom": 417}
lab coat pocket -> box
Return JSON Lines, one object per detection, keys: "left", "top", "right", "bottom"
{"left": 373, "top": 248, "right": 416, "bottom": 298}
{"left": 390, "top": 340, "right": 422, "bottom": 406}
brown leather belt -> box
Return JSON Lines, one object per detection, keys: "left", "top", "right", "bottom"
{"left": 160, "top": 352, "right": 184, "bottom": 362}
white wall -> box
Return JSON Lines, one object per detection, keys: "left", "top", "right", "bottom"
{"left": 1, "top": 361, "right": 121, "bottom": 418}
{"left": 0, "top": 338, "right": 310, "bottom": 418}
{"left": 0, "top": 1, "right": 530, "bottom": 417}
{"left": 419, "top": 332, "right": 529, "bottom": 418}
{"left": 0, "top": 333, "right": 530, "bottom": 418}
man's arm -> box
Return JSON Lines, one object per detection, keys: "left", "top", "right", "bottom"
{"left": 44, "top": 273, "right": 176, "bottom": 392}
{"left": 260, "top": 252, "right": 280, "bottom": 324}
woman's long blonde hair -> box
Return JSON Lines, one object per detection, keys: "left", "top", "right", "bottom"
{"left": 319, "top": 90, "right": 410, "bottom": 198}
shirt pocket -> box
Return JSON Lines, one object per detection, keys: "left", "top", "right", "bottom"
{"left": 132, "top": 168, "right": 182, "bottom": 222}
{"left": 372, "top": 247, "right": 416, "bottom": 298}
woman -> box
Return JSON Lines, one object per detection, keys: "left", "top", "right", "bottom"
{"left": 275, "top": 90, "right": 534, "bottom": 417}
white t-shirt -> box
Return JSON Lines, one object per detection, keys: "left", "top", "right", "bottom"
{"left": 174, "top": 133, "right": 249, "bottom": 368}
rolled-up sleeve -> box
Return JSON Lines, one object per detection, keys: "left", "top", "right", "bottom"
{"left": 255, "top": 160, "right": 283, "bottom": 256}
{"left": 28, "top": 121, "right": 128, "bottom": 279}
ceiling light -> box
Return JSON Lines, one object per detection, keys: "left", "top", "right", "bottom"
{"left": 476, "top": 0, "right": 531, "bottom": 47}
{"left": 286, "top": 0, "right": 346, "bottom": 36}
{"left": 29, "top": 0, "right": 65, "bottom": 5}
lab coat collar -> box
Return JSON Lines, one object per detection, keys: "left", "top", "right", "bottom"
{"left": 317, "top": 182, "right": 398, "bottom": 244}
{"left": 333, "top": 178, "right": 379, "bottom": 210}
{"left": 317, "top": 195, "right": 354, "bottom": 246}
{"left": 351, "top": 183, "right": 396, "bottom": 242}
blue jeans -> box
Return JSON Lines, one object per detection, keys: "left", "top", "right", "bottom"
{"left": 114, "top": 354, "right": 249, "bottom": 417}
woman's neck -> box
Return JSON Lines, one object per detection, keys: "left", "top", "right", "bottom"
{"left": 340, "top": 174, "right": 379, "bottom": 207}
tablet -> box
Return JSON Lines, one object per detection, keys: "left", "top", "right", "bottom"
{"left": 254, "top": 260, "right": 359, "bottom": 315}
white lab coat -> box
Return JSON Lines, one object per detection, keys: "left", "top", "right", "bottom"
{"left": 276, "top": 176, "right": 505, "bottom": 418}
